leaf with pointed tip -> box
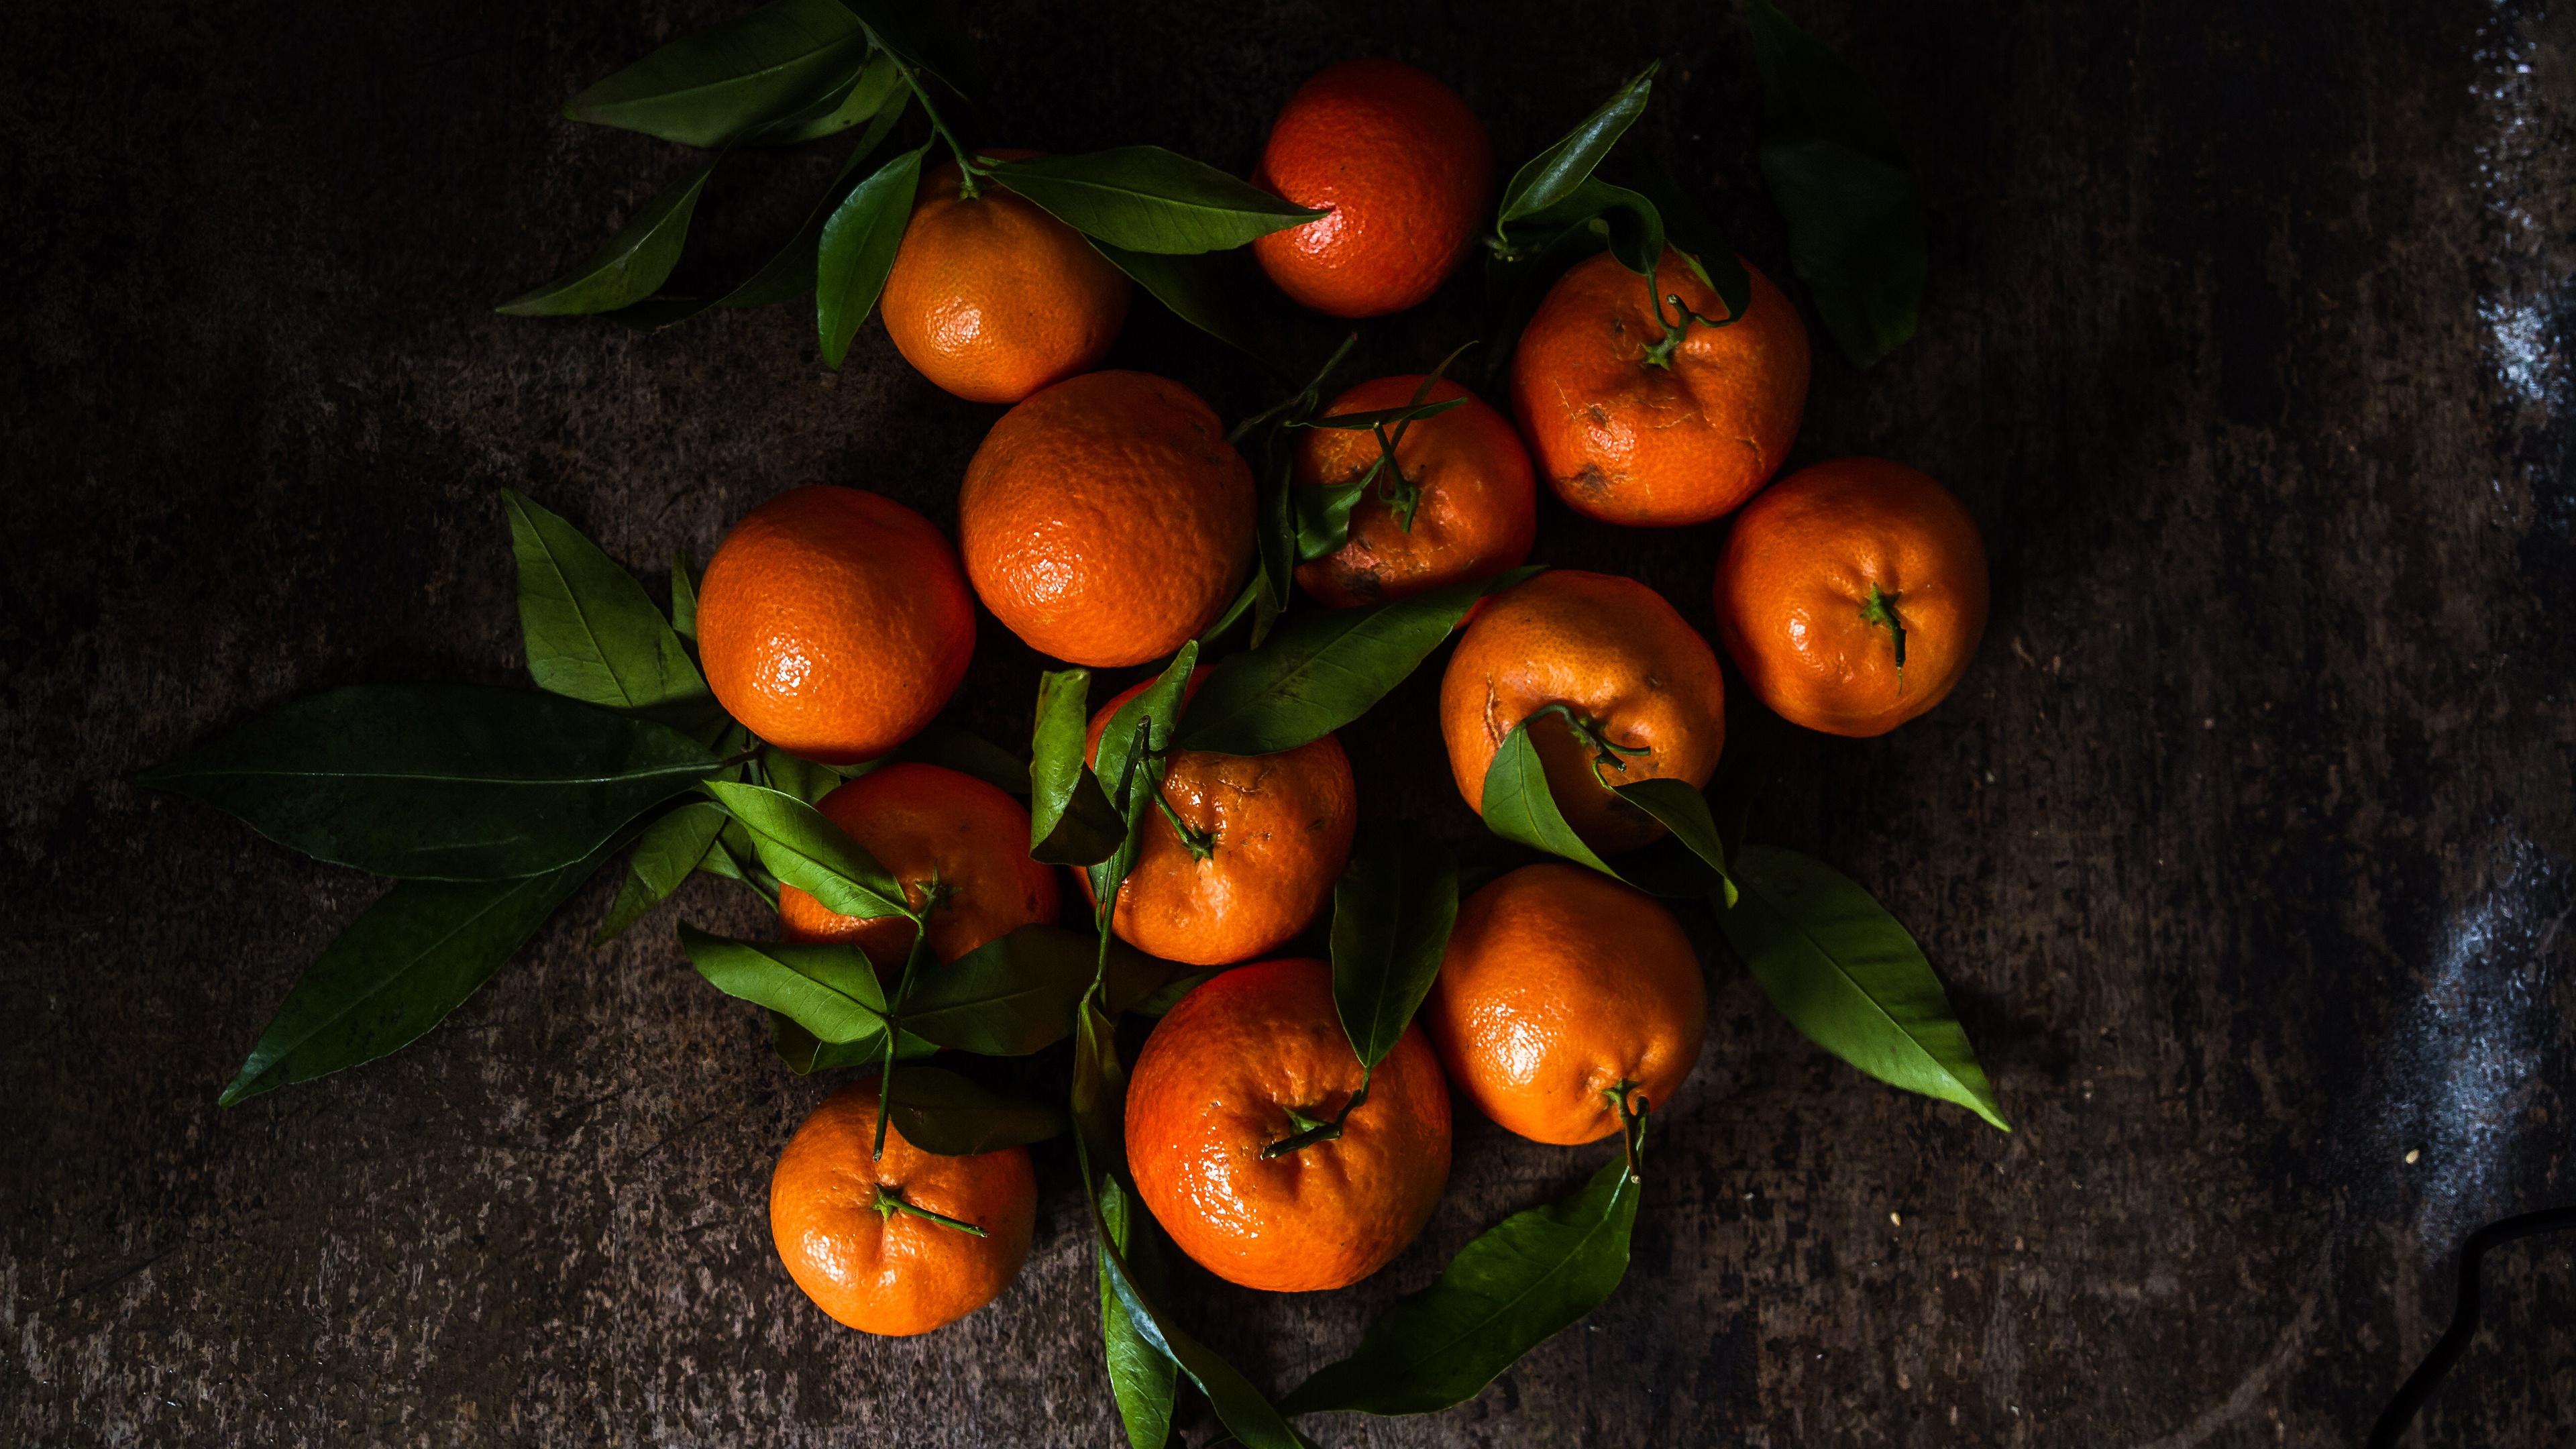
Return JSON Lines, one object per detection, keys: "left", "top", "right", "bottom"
{"left": 1031, "top": 669, "right": 1126, "bottom": 866}
{"left": 1095, "top": 645, "right": 1198, "bottom": 822}
{"left": 1095, "top": 1169, "right": 1179, "bottom": 1449}
{"left": 502, "top": 490, "right": 708, "bottom": 713}
{"left": 816, "top": 141, "right": 929, "bottom": 368}
{"left": 883, "top": 1066, "right": 1069, "bottom": 1154}
{"left": 702, "top": 780, "right": 909, "bottom": 918}
{"left": 747, "top": 44, "right": 901, "bottom": 146}
{"left": 593, "top": 801, "right": 729, "bottom": 944}
{"left": 498, "top": 157, "right": 718, "bottom": 316}
{"left": 1474, "top": 720, "right": 1725, "bottom": 900}
{"left": 987, "top": 147, "right": 1322, "bottom": 254}
{"left": 1087, "top": 240, "right": 1267, "bottom": 358}
{"left": 1330, "top": 827, "right": 1458, "bottom": 1070}
{"left": 563, "top": 0, "right": 867, "bottom": 148}
{"left": 1495, "top": 63, "right": 1657, "bottom": 229}
{"left": 678, "top": 924, "right": 889, "bottom": 1043}
{"left": 669, "top": 551, "right": 700, "bottom": 639}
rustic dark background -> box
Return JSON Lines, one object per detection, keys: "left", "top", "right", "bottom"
{"left": 6, "top": 0, "right": 2575, "bottom": 1444}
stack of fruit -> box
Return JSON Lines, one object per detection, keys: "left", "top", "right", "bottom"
{"left": 147, "top": 5, "right": 2009, "bottom": 1442}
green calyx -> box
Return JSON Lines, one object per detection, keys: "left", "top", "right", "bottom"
{"left": 1527, "top": 702, "right": 1654, "bottom": 788}
{"left": 1860, "top": 583, "right": 1907, "bottom": 688}
{"left": 871, "top": 1183, "right": 989, "bottom": 1237}
{"left": 1262, "top": 1066, "right": 1373, "bottom": 1160}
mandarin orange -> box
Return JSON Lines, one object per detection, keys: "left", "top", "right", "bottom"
{"left": 776, "top": 762, "right": 1060, "bottom": 966}
{"left": 1292, "top": 374, "right": 1536, "bottom": 607}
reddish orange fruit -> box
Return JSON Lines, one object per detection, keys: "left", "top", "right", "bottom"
{"left": 768, "top": 1081, "right": 1037, "bottom": 1336}
{"left": 958, "top": 370, "right": 1255, "bottom": 667}
{"left": 879, "top": 149, "right": 1130, "bottom": 404}
{"left": 1715, "top": 456, "right": 1990, "bottom": 737}
{"left": 1291, "top": 374, "right": 1537, "bottom": 607}
{"left": 1425, "top": 863, "right": 1705, "bottom": 1145}
{"left": 1250, "top": 59, "right": 1493, "bottom": 318}
{"left": 776, "top": 762, "right": 1061, "bottom": 966}
{"left": 1126, "top": 957, "right": 1451, "bottom": 1291}
{"left": 697, "top": 486, "right": 975, "bottom": 764}
{"left": 1079, "top": 669, "right": 1356, "bottom": 966}
{"left": 1510, "top": 247, "right": 1811, "bottom": 527}
{"left": 1438, "top": 570, "right": 1726, "bottom": 855}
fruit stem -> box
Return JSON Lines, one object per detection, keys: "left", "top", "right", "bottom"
{"left": 1150, "top": 789, "right": 1217, "bottom": 863}
{"left": 872, "top": 1184, "right": 989, "bottom": 1237}
{"left": 1607, "top": 1080, "right": 1651, "bottom": 1180}
{"left": 890, "top": 55, "right": 980, "bottom": 197}
{"left": 1860, "top": 583, "right": 1907, "bottom": 693}
{"left": 1638, "top": 286, "right": 1726, "bottom": 371}
{"left": 1525, "top": 702, "right": 1654, "bottom": 788}
{"left": 1260, "top": 1065, "right": 1372, "bottom": 1159}
{"left": 872, "top": 930, "right": 934, "bottom": 1161}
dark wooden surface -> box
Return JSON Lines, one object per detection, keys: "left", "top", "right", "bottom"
{"left": 6, "top": 0, "right": 2575, "bottom": 1444}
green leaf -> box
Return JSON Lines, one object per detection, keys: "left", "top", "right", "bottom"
{"left": 884, "top": 721, "right": 1031, "bottom": 794}
{"left": 1473, "top": 720, "right": 1725, "bottom": 900}
{"left": 562, "top": 0, "right": 867, "bottom": 148}
{"left": 836, "top": 0, "right": 985, "bottom": 106}
{"left": 1280, "top": 1152, "right": 1640, "bottom": 1416}
{"left": 1087, "top": 241, "right": 1267, "bottom": 358}
{"left": 702, "top": 780, "right": 910, "bottom": 918}
{"left": 1330, "top": 826, "right": 1458, "bottom": 1070}
{"left": 1030, "top": 669, "right": 1126, "bottom": 867}
{"left": 759, "top": 745, "right": 846, "bottom": 806}
{"left": 217, "top": 840, "right": 624, "bottom": 1106}
{"left": 1483, "top": 213, "right": 1616, "bottom": 380}
{"left": 885, "top": 1065, "right": 1069, "bottom": 1155}
{"left": 498, "top": 157, "right": 718, "bottom": 317}
{"left": 1611, "top": 777, "right": 1737, "bottom": 907}
{"left": 747, "top": 44, "right": 902, "bottom": 146}
{"left": 986, "top": 148, "right": 1322, "bottom": 254}
{"left": 138, "top": 686, "right": 723, "bottom": 880}
{"left": 1291, "top": 478, "right": 1370, "bottom": 564}
{"left": 1251, "top": 452, "right": 1297, "bottom": 616}
{"left": 769, "top": 1010, "right": 936, "bottom": 1073}
{"left": 502, "top": 490, "right": 708, "bottom": 713}
{"left": 669, "top": 550, "right": 700, "bottom": 639}
{"left": 1127, "top": 966, "right": 1224, "bottom": 1018}
{"left": 1494, "top": 63, "right": 1657, "bottom": 230}
{"left": 1746, "top": 0, "right": 1927, "bottom": 368}
{"left": 1096, "top": 645, "right": 1198, "bottom": 820}
{"left": 592, "top": 800, "right": 729, "bottom": 944}
{"left": 1285, "top": 397, "right": 1467, "bottom": 433}
{"left": 899, "top": 923, "right": 1098, "bottom": 1055}
{"left": 1614, "top": 156, "right": 1753, "bottom": 326}
{"left": 816, "top": 141, "right": 929, "bottom": 368}
{"left": 1179, "top": 567, "right": 1540, "bottom": 757}
{"left": 1719, "top": 846, "right": 2008, "bottom": 1130}
{"left": 677, "top": 924, "right": 889, "bottom": 1044}
{"left": 1095, "top": 1170, "right": 1179, "bottom": 1449}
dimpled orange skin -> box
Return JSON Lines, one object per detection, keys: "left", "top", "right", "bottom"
{"left": 1438, "top": 570, "right": 1726, "bottom": 855}
{"left": 777, "top": 763, "right": 1061, "bottom": 965}
{"left": 697, "top": 486, "right": 975, "bottom": 765}
{"left": 768, "top": 1081, "right": 1037, "bottom": 1336}
{"left": 879, "top": 150, "right": 1130, "bottom": 405}
{"left": 958, "top": 370, "right": 1256, "bottom": 667}
{"left": 1249, "top": 60, "right": 1493, "bottom": 318}
{"left": 1510, "top": 248, "right": 1811, "bottom": 527}
{"left": 1426, "top": 864, "right": 1706, "bottom": 1146}
{"left": 1080, "top": 670, "right": 1356, "bottom": 967}
{"left": 1715, "top": 457, "right": 1990, "bottom": 738}
{"left": 1126, "top": 958, "right": 1451, "bottom": 1291}
{"left": 1291, "top": 375, "right": 1537, "bottom": 607}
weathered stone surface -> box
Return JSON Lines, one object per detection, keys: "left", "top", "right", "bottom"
{"left": 4, "top": 0, "right": 2573, "bottom": 1444}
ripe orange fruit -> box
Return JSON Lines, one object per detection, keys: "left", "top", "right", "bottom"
{"left": 1438, "top": 570, "right": 1725, "bottom": 855}
{"left": 1291, "top": 374, "right": 1537, "bottom": 607}
{"left": 698, "top": 486, "right": 975, "bottom": 764}
{"left": 1249, "top": 59, "right": 1493, "bottom": 318}
{"left": 1510, "top": 247, "right": 1811, "bottom": 527}
{"left": 1715, "top": 457, "right": 1990, "bottom": 737}
{"left": 1125, "top": 957, "right": 1450, "bottom": 1291}
{"left": 1080, "top": 669, "right": 1355, "bottom": 966}
{"left": 958, "top": 370, "right": 1256, "bottom": 667}
{"left": 879, "top": 149, "right": 1130, "bottom": 404}
{"left": 777, "top": 762, "right": 1061, "bottom": 965}
{"left": 768, "top": 1080, "right": 1037, "bottom": 1336}
{"left": 1425, "top": 863, "right": 1705, "bottom": 1145}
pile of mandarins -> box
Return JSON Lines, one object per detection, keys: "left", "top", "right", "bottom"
{"left": 708, "top": 59, "right": 1986, "bottom": 1338}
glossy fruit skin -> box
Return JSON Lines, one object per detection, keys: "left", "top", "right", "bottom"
{"left": 768, "top": 1081, "right": 1037, "bottom": 1336}
{"left": 958, "top": 370, "right": 1256, "bottom": 667}
{"left": 1250, "top": 59, "right": 1493, "bottom": 318}
{"left": 1126, "top": 958, "right": 1451, "bottom": 1291}
{"left": 1511, "top": 248, "right": 1811, "bottom": 527}
{"left": 1426, "top": 863, "right": 1705, "bottom": 1145}
{"left": 1715, "top": 457, "right": 1990, "bottom": 737}
{"left": 1291, "top": 375, "right": 1537, "bottom": 607}
{"left": 1438, "top": 570, "right": 1725, "bottom": 855}
{"left": 698, "top": 486, "right": 975, "bottom": 765}
{"left": 1080, "top": 669, "right": 1356, "bottom": 966}
{"left": 881, "top": 151, "right": 1130, "bottom": 404}
{"left": 777, "top": 763, "right": 1061, "bottom": 965}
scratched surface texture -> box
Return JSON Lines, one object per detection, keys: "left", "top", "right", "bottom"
{"left": 4, "top": 0, "right": 2574, "bottom": 1443}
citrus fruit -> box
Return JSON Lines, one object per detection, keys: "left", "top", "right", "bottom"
{"left": 1438, "top": 570, "right": 1725, "bottom": 855}
{"left": 1079, "top": 669, "right": 1355, "bottom": 966}
{"left": 1292, "top": 374, "right": 1537, "bottom": 606}
{"left": 1425, "top": 863, "right": 1705, "bottom": 1145}
{"left": 776, "top": 762, "right": 1061, "bottom": 966}
{"left": 1715, "top": 456, "right": 1990, "bottom": 737}
{"left": 768, "top": 1080, "right": 1037, "bottom": 1336}
{"left": 958, "top": 370, "right": 1255, "bottom": 667}
{"left": 1249, "top": 59, "right": 1493, "bottom": 318}
{"left": 879, "top": 149, "right": 1130, "bottom": 404}
{"left": 1125, "top": 957, "right": 1450, "bottom": 1291}
{"left": 1509, "top": 247, "right": 1811, "bottom": 527}
{"left": 697, "top": 486, "right": 975, "bottom": 764}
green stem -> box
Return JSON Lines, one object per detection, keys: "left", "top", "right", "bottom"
{"left": 1608, "top": 1080, "right": 1650, "bottom": 1180}
{"left": 872, "top": 1183, "right": 988, "bottom": 1237}
{"left": 1525, "top": 700, "right": 1654, "bottom": 786}
{"left": 888, "top": 56, "right": 978, "bottom": 195}
{"left": 871, "top": 920, "right": 933, "bottom": 1161}
{"left": 1260, "top": 1062, "right": 1372, "bottom": 1159}
{"left": 1860, "top": 583, "right": 1907, "bottom": 692}
{"left": 1638, "top": 285, "right": 1725, "bottom": 370}
{"left": 1150, "top": 788, "right": 1216, "bottom": 863}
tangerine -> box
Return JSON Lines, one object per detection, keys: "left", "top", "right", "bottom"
{"left": 777, "top": 762, "right": 1061, "bottom": 966}
{"left": 697, "top": 486, "right": 975, "bottom": 765}
{"left": 1292, "top": 374, "right": 1536, "bottom": 607}
{"left": 1125, "top": 957, "right": 1450, "bottom": 1291}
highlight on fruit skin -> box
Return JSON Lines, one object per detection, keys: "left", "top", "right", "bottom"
{"left": 1509, "top": 247, "right": 1811, "bottom": 527}
{"left": 768, "top": 1081, "right": 1038, "bottom": 1337}
{"left": 695, "top": 486, "right": 976, "bottom": 765}
{"left": 957, "top": 370, "right": 1256, "bottom": 668}
{"left": 1124, "top": 957, "right": 1452, "bottom": 1291}
{"left": 1250, "top": 58, "right": 1495, "bottom": 319}
{"left": 1292, "top": 374, "right": 1538, "bottom": 607}
{"left": 880, "top": 148, "right": 1132, "bottom": 405}
{"left": 775, "top": 762, "right": 1061, "bottom": 965}
{"left": 1713, "top": 455, "right": 1990, "bottom": 737}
